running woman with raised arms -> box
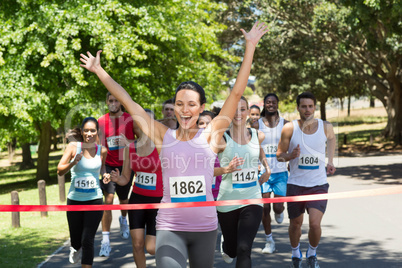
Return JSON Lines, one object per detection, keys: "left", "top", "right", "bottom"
{"left": 80, "top": 22, "right": 268, "bottom": 268}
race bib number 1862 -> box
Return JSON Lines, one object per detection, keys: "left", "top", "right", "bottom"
{"left": 169, "top": 176, "right": 206, "bottom": 203}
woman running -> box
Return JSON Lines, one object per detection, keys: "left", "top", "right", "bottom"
{"left": 57, "top": 117, "right": 108, "bottom": 268}
{"left": 109, "top": 109, "right": 163, "bottom": 268}
{"left": 216, "top": 96, "right": 270, "bottom": 268}
{"left": 80, "top": 22, "right": 268, "bottom": 268}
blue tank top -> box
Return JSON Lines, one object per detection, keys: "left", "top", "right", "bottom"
{"left": 68, "top": 142, "right": 103, "bottom": 201}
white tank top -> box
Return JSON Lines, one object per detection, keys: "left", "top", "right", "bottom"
{"left": 288, "top": 119, "right": 327, "bottom": 187}
{"left": 258, "top": 117, "right": 287, "bottom": 174}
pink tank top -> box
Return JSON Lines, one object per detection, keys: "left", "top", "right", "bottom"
{"left": 156, "top": 128, "right": 218, "bottom": 232}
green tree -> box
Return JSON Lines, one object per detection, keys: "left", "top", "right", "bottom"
{"left": 0, "top": 0, "right": 231, "bottom": 180}
{"left": 251, "top": 0, "right": 401, "bottom": 142}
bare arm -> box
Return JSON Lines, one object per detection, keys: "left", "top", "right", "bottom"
{"left": 110, "top": 146, "right": 133, "bottom": 186}
{"left": 57, "top": 142, "right": 82, "bottom": 176}
{"left": 324, "top": 121, "right": 336, "bottom": 175}
{"left": 276, "top": 123, "right": 300, "bottom": 162}
{"left": 258, "top": 131, "right": 270, "bottom": 184}
{"left": 80, "top": 51, "right": 167, "bottom": 150}
{"left": 208, "top": 22, "right": 268, "bottom": 153}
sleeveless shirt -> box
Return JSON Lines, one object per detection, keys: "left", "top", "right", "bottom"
{"left": 288, "top": 119, "right": 327, "bottom": 187}
{"left": 156, "top": 128, "right": 218, "bottom": 232}
{"left": 68, "top": 142, "right": 103, "bottom": 201}
{"left": 258, "top": 117, "right": 287, "bottom": 174}
{"left": 217, "top": 128, "right": 262, "bottom": 213}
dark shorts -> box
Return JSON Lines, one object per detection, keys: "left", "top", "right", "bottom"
{"left": 100, "top": 165, "right": 133, "bottom": 200}
{"left": 127, "top": 193, "right": 162, "bottom": 235}
{"left": 287, "top": 183, "right": 329, "bottom": 219}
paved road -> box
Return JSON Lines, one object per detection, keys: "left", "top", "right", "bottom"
{"left": 40, "top": 155, "right": 402, "bottom": 267}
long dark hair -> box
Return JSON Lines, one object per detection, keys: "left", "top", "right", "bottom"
{"left": 66, "top": 117, "right": 99, "bottom": 142}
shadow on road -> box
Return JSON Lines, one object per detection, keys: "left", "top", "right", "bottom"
{"left": 335, "top": 163, "right": 402, "bottom": 185}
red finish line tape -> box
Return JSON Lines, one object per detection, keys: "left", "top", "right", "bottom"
{"left": 2, "top": 186, "right": 402, "bottom": 212}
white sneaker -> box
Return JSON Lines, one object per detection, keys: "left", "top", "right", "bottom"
{"left": 99, "top": 241, "right": 111, "bottom": 257}
{"left": 220, "top": 234, "right": 234, "bottom": 264}
{"left": 262, "top": 238, "right": 276, "bottom": 254}
{"left": 275, "top": 212, "right": 284, "bottom": 224}
{"left": 69, "top": 246, "right": 81, "bottom": 264}
{"left": 119, "top": 216, "right": 130, "bottom": 239}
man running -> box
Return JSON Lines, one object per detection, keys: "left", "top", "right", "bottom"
{"left": 252, "top": 93, "right": 289, "bottom": 254}
{"left": 277, "top": 92, "right": 336, "bottom": 268}
{"left": 98, "top": 92, "right": 136, "bottom": 257}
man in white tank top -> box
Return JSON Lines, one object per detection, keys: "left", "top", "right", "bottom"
{"left": 277, "top": 92, "right": 336, "bottom": 268}
{"left": 252, "top": 93, "right": 289, "bottom": 254}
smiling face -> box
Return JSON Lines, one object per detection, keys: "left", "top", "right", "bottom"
{"left": 233, "top": 99, "right": 249, "bottom": 127}
{"left": 174, "top": 89, "right": 205, "bottom": 129}
{"left": 297, "top": 98, "right": 315, "bottom": 121}
{"left": 249, "top": 107, "right": 260, "bottom": 123}
{"left": 81, "top": 121, "right": 98, "bottom": 143}
{"left": 264, "top": 96, "right": 278, "bottom": 116}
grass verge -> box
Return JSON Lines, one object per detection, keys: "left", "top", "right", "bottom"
{"left": 0, "top": 151, "right": 71, "bottom": 268}
{"left": 0, "top": 184, "right": 71, "bottom": 268}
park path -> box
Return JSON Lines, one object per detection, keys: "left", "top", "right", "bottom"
{"left": 39, "top": 154, "right": 402, "bottom": 267}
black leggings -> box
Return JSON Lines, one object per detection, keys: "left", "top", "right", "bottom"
{"left": 67, "top": 198, "right": 103, "bottom": 265}
{"left": 218, "top": 205, "right": 263, "bottom": 268}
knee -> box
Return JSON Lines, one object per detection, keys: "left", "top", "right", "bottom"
{"left": 237, "top": 242, "right": 251, "bottom": 258}
{"left": 263, "top": 204, "right": 271, "bottom": 215}
{"left": 133, "top": 241, "right": 145, "bottom": 253}
{"left": 309, "top": 221, "right": 321, "bottom": 232}
{"left": 81, "top": 236, "right": 94, "bottom": 250}
{"left": 290, "top": 219, "right": 303, "bottom": 230}
{"left": 104, "top": 194, "right": 114, "bottom": 204}
{"left": 273, "top": 203, "right": 284, "bottom": 214}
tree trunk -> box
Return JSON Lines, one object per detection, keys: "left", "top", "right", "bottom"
{"left": 347, "top": 95, "right": 351, "bottom": 116}
{"left": 383, "top": 84, "right": 402, "bottom": 144}
{"left": 319, "top": 97, "right": 327, "bottom": 121}
{"left": 7, "top": 138, "right": 17, "bottom": 164}
{"left": 340, "top": 98, "right": 344, "bottom": 111}
{"left": 52, "top": 127, "right": 58, "bottom": 151}
{"left": 36, "top": 121, "right": 52, "bottom": 180}
{"left": 19, "top": 143, "right": 35, "bottom": 170}
{"left": 369, "top": 96, "right": 375, "bottom": 108}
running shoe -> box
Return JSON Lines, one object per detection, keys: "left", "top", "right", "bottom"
{"left": 220, "top": 234, "right": 234, "bottom": 264}
{"left": 290, "top": 250, "right": 302, "bottom": 268}
{"left": 99, "top": 241, "right": 111, "bottom": 257}
{"left": 119, "top": 216, "right": 130, "bottom": 239}
{"left": 262, "top": 238, "right": 276, "bottom": 254}
{"left": 275, "top": 212, "right": 284, "bottom": 224}
{"left": 69, "top": 246, "right": 81, "bottom": 264}
{"left": 306, "top": 250, "right": 320, "bottom": 268}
